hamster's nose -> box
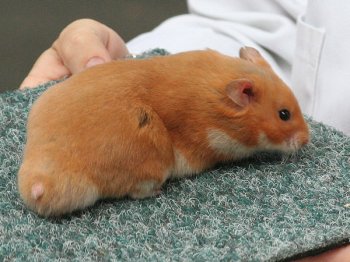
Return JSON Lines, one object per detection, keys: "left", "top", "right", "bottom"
{"left": 301, "top": 136, "right": 309, "bottom": 146}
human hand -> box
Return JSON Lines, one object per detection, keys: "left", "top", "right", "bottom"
{"left": 20, "top": 19, "right": 129, "bottom": 89}
{"left": 296, "top": 244, "right": 350, "bottom": 262}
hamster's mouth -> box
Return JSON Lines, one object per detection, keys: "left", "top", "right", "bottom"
{"left": 285, "top": 138, "right": 302, "bottom": 153}
{"left": 258, "top": 133, "right": 309, "bottom": 154}
{"left": 282, "top": 132, "right": 310, "bottom": 153}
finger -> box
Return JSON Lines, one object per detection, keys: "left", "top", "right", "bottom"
{"left": 53, "top": 20, "right": 129, "bottom": 74}
{"left": 53, "top": 31, "right": 110, "bottom": 74}
{"left": 20, "top": 48, "right": 70, "bottom": 89}
{"left": 296, "top": 244, "right": 350, "bottom": 262}
{"left": 104, "top": 27, "right": 130, "bottom": 60}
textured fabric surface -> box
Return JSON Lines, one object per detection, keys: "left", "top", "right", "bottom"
{"left": 0, "top": 50, "right": 349, "bottom": 261}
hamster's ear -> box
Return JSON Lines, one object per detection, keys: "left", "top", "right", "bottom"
{"left": 239, "top": 47, "right": 271, "bottom": 68}
{"left": 226, "top": 79, "right": 254, "bottom": 108}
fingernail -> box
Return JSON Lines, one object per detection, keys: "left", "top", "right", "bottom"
{"left": 86, "top": 57, "right": 105, "bottom": 68}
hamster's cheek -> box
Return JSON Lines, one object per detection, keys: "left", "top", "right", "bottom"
{"left": 206, "top": 128, "right": 256, "bottom": 159}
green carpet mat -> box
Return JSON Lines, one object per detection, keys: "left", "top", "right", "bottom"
{"left": 0, "top": 50, "right": 349, "bottom": 261}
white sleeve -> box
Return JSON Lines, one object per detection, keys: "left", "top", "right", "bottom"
{"left": 127, "top": 0, "right": 306, "bottom": 82}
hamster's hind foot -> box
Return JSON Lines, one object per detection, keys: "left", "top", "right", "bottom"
{"left": 18, "top": 170, "right": 100, "bottom": 217}
{"left": 31, "top": 182, "right": 44, "bottom": 200}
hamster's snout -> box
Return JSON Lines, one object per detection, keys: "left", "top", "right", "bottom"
{"left": 296, "top": 135, "right": 308, "bottom": 149}
{"left": 300, "top": 134, "right": 309, "bottom": 146}
{"left": 288, "top": 130, "right": 310, "bottom": 152}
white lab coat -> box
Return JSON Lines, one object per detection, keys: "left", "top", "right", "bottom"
{"left": 292, "top": 1, "right": 350, "bottom": 135}
{"left": 127, "top": 0, "right": 350, "bottom": 135}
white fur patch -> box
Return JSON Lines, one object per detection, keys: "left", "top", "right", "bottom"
{"left": 171, "top": 149, "right": 198, "bottom": 178}
{"left": 258, "top": 133, "right": 300, "bottom": 153}
{"left": 207, "top": 129, "right": 255, "bottom": 160}
{"left": 78, "top": 185, "right": 100, "bottom": 207}
{"left": 131, "top": 180, "right": 160, "bottom": 199}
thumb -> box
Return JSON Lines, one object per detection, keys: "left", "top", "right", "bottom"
{"left": 53, "top": 32, "right": 113, "bottom": 74}
{"left": 52, "top": 19, "right": 129, "bottom": 74}
{"left": 85, "top": 56, "right": 106, "bottom": 69}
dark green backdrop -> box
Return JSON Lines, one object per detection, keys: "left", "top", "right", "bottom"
{"left": 0, "top": 0, "right": 187, "bottom": 92}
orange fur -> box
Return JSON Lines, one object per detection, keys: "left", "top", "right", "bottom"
{"left": 18, "top": 47, "right": 309, "bottom": 216}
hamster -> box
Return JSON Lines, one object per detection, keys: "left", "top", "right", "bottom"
{"left": 18, "top": 47, "right": 309, "bottom": 217}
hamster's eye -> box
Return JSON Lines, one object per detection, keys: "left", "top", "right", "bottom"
{"left": 279, "top": 109, "right": 290, "bottom": 121}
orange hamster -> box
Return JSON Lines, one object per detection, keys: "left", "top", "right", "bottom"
{"left": 18, "top": 47, "right": 309, "bottom": 217}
